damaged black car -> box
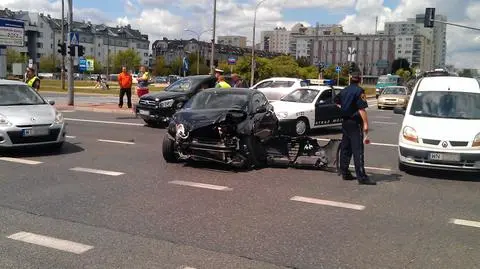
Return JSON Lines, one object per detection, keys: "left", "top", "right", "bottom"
{"left": 162, "top": 88, "right": 341, "bottom": 170}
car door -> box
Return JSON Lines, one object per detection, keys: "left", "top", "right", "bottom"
{"left": 314, "top": 89, "right": 338, "bottom": 126}
{"left": 250, "top": 92, "right": 275, "bottom": 138}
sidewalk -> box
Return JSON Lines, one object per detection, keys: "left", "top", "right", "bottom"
{"left": 55, "top": 95, "right": 140, "bottom": 114}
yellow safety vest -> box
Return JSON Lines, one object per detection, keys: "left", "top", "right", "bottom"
{"left": 27, "top": 76, "right": 39, "bottom": 89}
{"left": 216, "top": 81, "right": 231, "bottom": 88}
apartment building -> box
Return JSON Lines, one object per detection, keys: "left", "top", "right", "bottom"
{"left": 218, "top": 36, "right": 247, "bottom": 48}
{"left": 395, "top": 35, "right": 433, "bottom": 71}
{"left": 0, "top": 8, "right": 150, "bottom": 72}
{"left": 260, "top": 27, "right": 290, "bottom": 54}
{"left": 311, "top": 34, "right": 396, "bottom": 76}
{"left": 384, "top": 13, "right": 447, "bottom": 69}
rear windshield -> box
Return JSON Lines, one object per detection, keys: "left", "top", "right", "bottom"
{"left": 382, "top": 87, "right": 406, "bottom": 95}
{"left": 409, "top": 91, "right": 480, "bottom": 120}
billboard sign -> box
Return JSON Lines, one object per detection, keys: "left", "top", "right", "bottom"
{"left": 0, "top": 18, "right": 25, "bottom": 47}
{"left": 86, "top": 59, "right": 94, "bottom": 71}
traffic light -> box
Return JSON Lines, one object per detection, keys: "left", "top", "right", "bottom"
{"left": 57, "top": 42, "right": 66, "bottom": 56}
{"left": 424, "top": 8, "right": 435, "bottom": 28}
{"left": 78, "top": 45, "right": 85, "bottom": 57}
{"left": 68, "top": 44, "right": 76, "bottom": 57}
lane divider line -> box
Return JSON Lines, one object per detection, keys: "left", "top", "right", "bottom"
{"left": 449, "top": 218, "right": 480, "bottom": 228}
{"left": 7, "top": 231, "right": 94, "bottom": 254}
{"left": 70, "top": 167, "right": 124, "bottom": 176}
{"left": 290, "top": 196, "right": 365, "bottom": 210}
{"left": 372, "top": 121, "right": 398, "bottom": 125}
{"left": 169, "top": 180, "right": 233, "bottom": 191}
{"left": 97, "top": 139, "right": 135, "bottom": 145}
{"left": 0, "top": 157, "right": 43, "bottom": 165}
{"left": 373, "top": 116, "right": 393, "bottom": 119}
{"left": 313, "top": 138, "right": 397, "bottom": 147}
{"left": 65, "top": 118, "right": 144, "bottom": 126}
{"left": 66, "top": 135, "right": 76, "bottom": 139}
{"left": 351, "top": 165, "right": 392, "bottom": 171}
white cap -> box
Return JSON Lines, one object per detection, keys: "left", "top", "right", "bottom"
{"left": 214, "top": 68, "right": 224, "bottom": 73}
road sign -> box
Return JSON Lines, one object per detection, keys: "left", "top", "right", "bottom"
{"left": 0, "top": 18, "right": 24, "bottom": 47}
{"left": 86, "top": 59, "right": 94, "bottom": 71}
{"left": 79, "top": 57, "right": 87, "bottom": 72}
{"left": 69, "top": 32, "right": 79, "bottom": 45}
{"left": 336, "top": 66, "right": 341, "bottom": 73}
{"left": 376, "top": 59, "right": 389, "bottom": 69}
{"left": 227, "top": 57, "right": 236, "bottom": 65}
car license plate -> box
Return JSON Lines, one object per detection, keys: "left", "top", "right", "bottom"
{"left": 429, "top": 152, "right": 460, "bottom": 162}
{"left": 139, "top": 110, "right": 150, "bottom": 116}
{"left": 22, "top": 127, "right": 50, "bottom": 137}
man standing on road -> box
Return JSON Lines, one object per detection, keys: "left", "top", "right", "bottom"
{"left": 334, "top": 72, "right": 376, "bottom": 185}
{"left": 216, "top": 75, "right": 231, "bottom": 88}
{"left": 118, "top": 66, "right": 133, "bottom": 108}
{"left": 25, "top": 67, "right": 40, "bottom": 91}
{"left": 231, "top": 73, "right": 245, "bottom": 88}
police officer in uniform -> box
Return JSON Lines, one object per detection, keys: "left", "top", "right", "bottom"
{"left": 334, "top": 72, "right": 376, "bottom": 185}
{"left": 25, "top": 67, "right": 40, "bottom": 91}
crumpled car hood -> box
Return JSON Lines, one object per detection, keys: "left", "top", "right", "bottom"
{"left": 173, "top": 108, "right": 247, "bottom": 132}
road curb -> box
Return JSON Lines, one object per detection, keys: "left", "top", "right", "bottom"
{"left": 56, "top": 105, "right": 136, "bottom": 115}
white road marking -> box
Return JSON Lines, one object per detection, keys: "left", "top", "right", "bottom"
{"left": 169, "top": 180, "right": 233, "bottom": 191}
{"left": 58, "top": 110, "right": 76, "bottom": 113}
{"left": 313, "top": 137, "right": 397, "bottom": 147}
{"left": 0, "top": 157, "right": 42, "bottom": 165}
{"left": 7, "top": 231, "right": 93, "bottom": 254}
{"left": 70, "top": 167, "right": 124, "bottom": 176}
{"left": 350, "top": 165, "right": 392, "bottom": 171}
{"left": 449, "top": 218, "right": 480, "bottom": 228}
{"left": 290, "top": 196, "right": 365, "bottom": 210}
{"left": 97, "top": 139, "right": 135, "bottom": 145}
{"left": 65, "top": 118, "right": 143, "bottom": 126}
{"left": 372, "top": 121, "right": 398, "bottom": 125}
{"left": 66, "top": 135, "right": 76, "bottom": 139}
{"left": 183, "top": 267, "right": 197, "bottom": 269}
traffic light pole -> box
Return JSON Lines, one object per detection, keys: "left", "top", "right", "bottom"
{"left": 431, "top": 19, "right": 480, "bottom": 31}
{"left": 67, "top": 0, "right": 74, "bottom": 106}
{"left": 61, "top": 0, "right": 65, "bottom": 90}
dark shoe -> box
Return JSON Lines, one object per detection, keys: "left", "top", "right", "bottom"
{"left": 358, "top": 177, "right": 376, "bottom": 185}
{"left": 342, "top": 173, "right": 356, "bottom": 180}
{"left": 118, "top": 105, "right": 122, "bottom": 108}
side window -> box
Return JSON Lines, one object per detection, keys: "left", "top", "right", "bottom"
{"left": 254, "top": 81, "right": 273, "bottom": 89}
{"left": 270, "top": 81, "right": 295, "bottom": 88}
{"left": 300, "top": 80, "right": 309, "bottom": 87}
{"left": 317, "top": 89, "right": 333, "bottom": 104}
{"left": 251, "top": 93, "right": 266, "bottom": 111}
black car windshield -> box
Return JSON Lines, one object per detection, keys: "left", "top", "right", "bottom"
{"left": 187, "top": 91, "right": 249, "bottom": 110}
{"left": 0, "top": 84, "right": 46, "bottom": 106}
{"left": 410, "top": 91, "right": 480, "bottom": 119}
{"left": 281, "top": 89, "right": 319, "bottom": 103}
{"left": 382, "top": 87, "right": 406, "bottom": 95}
{"left": 164, "top": 78, "right": 193, "bottom": 92}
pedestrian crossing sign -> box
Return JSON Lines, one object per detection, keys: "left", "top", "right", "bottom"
{"left": 69, "top": 32, "right": 79, "bottom": 45}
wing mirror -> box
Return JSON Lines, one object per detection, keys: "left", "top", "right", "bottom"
{"left": 47, "top": 100, "right": 55, "bottom": 105}
{"left": 393, "top": 107, "right": 405, "bottom": 115}
{"left": 255, "top": 106, "right": 267, "bottom": 113}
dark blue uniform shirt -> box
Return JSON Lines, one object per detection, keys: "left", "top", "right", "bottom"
{"left": 334, "top": 84, "right": 368, "bottom": 123}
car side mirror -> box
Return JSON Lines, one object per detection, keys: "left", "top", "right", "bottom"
{"left": 48, "top": 100, "right": 55, "bottom": 105}
{"left": 256, "top": 106, "right": 267, "bottom": 113}
{"left": 393, "top": 107, "right": 405, "bottom": 115}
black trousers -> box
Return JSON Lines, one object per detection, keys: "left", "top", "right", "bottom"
{"left": 339, "top": 119, "right": 368, "bottom": 179}
{"left": 119, "top": 88, "right": 132, "bottom": 108}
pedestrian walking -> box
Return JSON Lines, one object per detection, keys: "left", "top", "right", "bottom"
{"left": 334, "top": 72, "right": 376, "bottom": 185}
{"left": 231, "top": 73, "right": 246, "bottom": 88}
{"left": 118, "top": 66, "right": 133, "bottom": 108}
{"left": 25, "top": 67, "right": 40, "bottom": 91}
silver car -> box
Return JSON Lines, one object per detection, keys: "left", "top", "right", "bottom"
{"left": 0, "top": 79, "right": 66, "bottom": 149}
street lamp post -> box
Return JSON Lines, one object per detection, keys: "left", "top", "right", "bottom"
{"left": 250, "top": 0, "right": 267, "bottom": 87}
{"left": 210, "top": 0, "right": 217, "bottom": 74}
{"left": 184, "top": 28, "right": 213, "bottom": 75}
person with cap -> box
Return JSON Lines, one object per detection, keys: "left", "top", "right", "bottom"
{"left": 231, "top": 73, "right": 245, "bottom": 88}
{"left": 25, "top": 67, "right": 40, "bottom": 91}
{"left": 334, "top": 72, "right": 376, "bottom": 185}
{"left": 213, "top": 68, "right": 231, "bottom": 88}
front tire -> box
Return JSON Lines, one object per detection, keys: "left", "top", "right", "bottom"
{"left": 162, "top": 134, "right": 179, "bottom": 163}
{"left": 294, "top": 118, "right": 310, "bottom": 136}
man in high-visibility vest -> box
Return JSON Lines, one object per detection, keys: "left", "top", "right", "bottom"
{"left": 25, "top": 67, "right": 40, "bottom": 91}
{"left": 216, "top": 75, "right": 231, "bottom": 88}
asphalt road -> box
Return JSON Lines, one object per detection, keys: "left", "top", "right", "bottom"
{"left": 0, "top": 103, "right": 479, "bottom": 269}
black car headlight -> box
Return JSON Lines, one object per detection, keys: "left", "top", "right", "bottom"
{"left": 176, "top": 102, "right": 184, "bottom": 109}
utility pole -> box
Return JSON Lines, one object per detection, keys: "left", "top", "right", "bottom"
{"left": 61, "top": 0, "right": 65, "bottom": 90}
{"left": 210, "top": 0, "right": 217, "bottom": 74}
{"left": 67, "top": 0, "right": 74, "bottom": 106}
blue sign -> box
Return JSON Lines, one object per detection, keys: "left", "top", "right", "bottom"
{"left": 79, "top": 57, "right": 87, "bottom": 72}
{"left": 228, "top": 57, "right": 236, "bottom": 65}
{"left": 69, "top": 32, "right": 79, "bottom": 45}
{"left": 0, "top": 18, "right": 25, "bottom": 47}
{"left": 335, "top": 66, "right": 341, "bottom": 73}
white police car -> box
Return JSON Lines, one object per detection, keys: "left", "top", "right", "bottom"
{"left": 271, "top": 85, "right": 343, "bottom": 136}
{"left": 395, "top": 76, "right": 480, "bottom": 172}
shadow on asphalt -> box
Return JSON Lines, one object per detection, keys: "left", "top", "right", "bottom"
{"left": 369, "top": 172, "right": 402, "bottom": 183}
{"left": 403, "top": 169, "right": 480, "bottom": 182}
{"left": 0, "top": 142, "right": 84, "bottom": 158}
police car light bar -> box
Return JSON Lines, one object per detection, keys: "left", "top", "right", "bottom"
{"left": 307, "top": 79, "right": 334, "bottom": 86}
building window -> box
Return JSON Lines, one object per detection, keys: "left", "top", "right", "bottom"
{"left": 37, "top": 43, "right": 43, "bottom": 48}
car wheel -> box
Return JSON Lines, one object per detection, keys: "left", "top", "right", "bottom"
{"left": 294, "top": 118, "right": 309, "bottom": 136}
{"left": 162, "top": 134, "right": 179, "bottom": 163}
{"left": 377, "top": 105, "right": 382, "bottom": 109}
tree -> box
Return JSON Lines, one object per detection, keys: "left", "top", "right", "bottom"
{"left": 395, "top": 68, "right": 412, "bottom": 82}
{"left": 298, "top": 66, "right": 319, "bottom": 79}
{"left": 153, "top": 56, "right": 171, "bottom": 76}
{"left": 6, "top": 48, "right": 27, "bottom": 72}
{"left": 187, "top": 53, "right": 210, "bottom": 75}
{"left": 459, "top": 69, "right": 473, "bottom": 78}
{"left": 38, "top": 54, "right": 58, "bottom": 73}
{"left": 113, "top": 48, "right": 141, "bottom": 73}
{"left": 269, "top": 55, "right": 300, "bottom": 77}
{"left": 391, "top": 58, "right": 411, "bottom": 74}
{"left": 296, "top": 56, "right": 311, "bottom": 68}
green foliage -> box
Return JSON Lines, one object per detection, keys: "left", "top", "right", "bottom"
{"left": 395, "top": 68, "right": 413, "bottom": 81}
{"left": 187, "top": 53, "right": 210, "bottom": 75}
{"left": 296, "top": 56, "right": 311, "bottom": 68}
{"left": 391, "top": 58, "right": 411, "bottom": 74}
{"left": 112, "top": 48, "right": 142, "bottom": 73}
{"left": 85, "top": 56, "right": 103, "bottom": 74}
{"left": 38, "top": 54, "right": 58, "bottom": 73}
{"left": 459, "top": 69, "right": 474, "bottom": 78}
{"left": 6, "top": 49, "right": 27, "bottom": 72}
{"left": 153, "top": 56, "right": 171, "bottom": 76}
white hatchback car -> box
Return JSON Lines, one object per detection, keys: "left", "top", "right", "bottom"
{"left": 251, "top": 77, "right": 309, "bottom": 101}
{"left": 395, "top": 76, "right": 480, "bottom": 172}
